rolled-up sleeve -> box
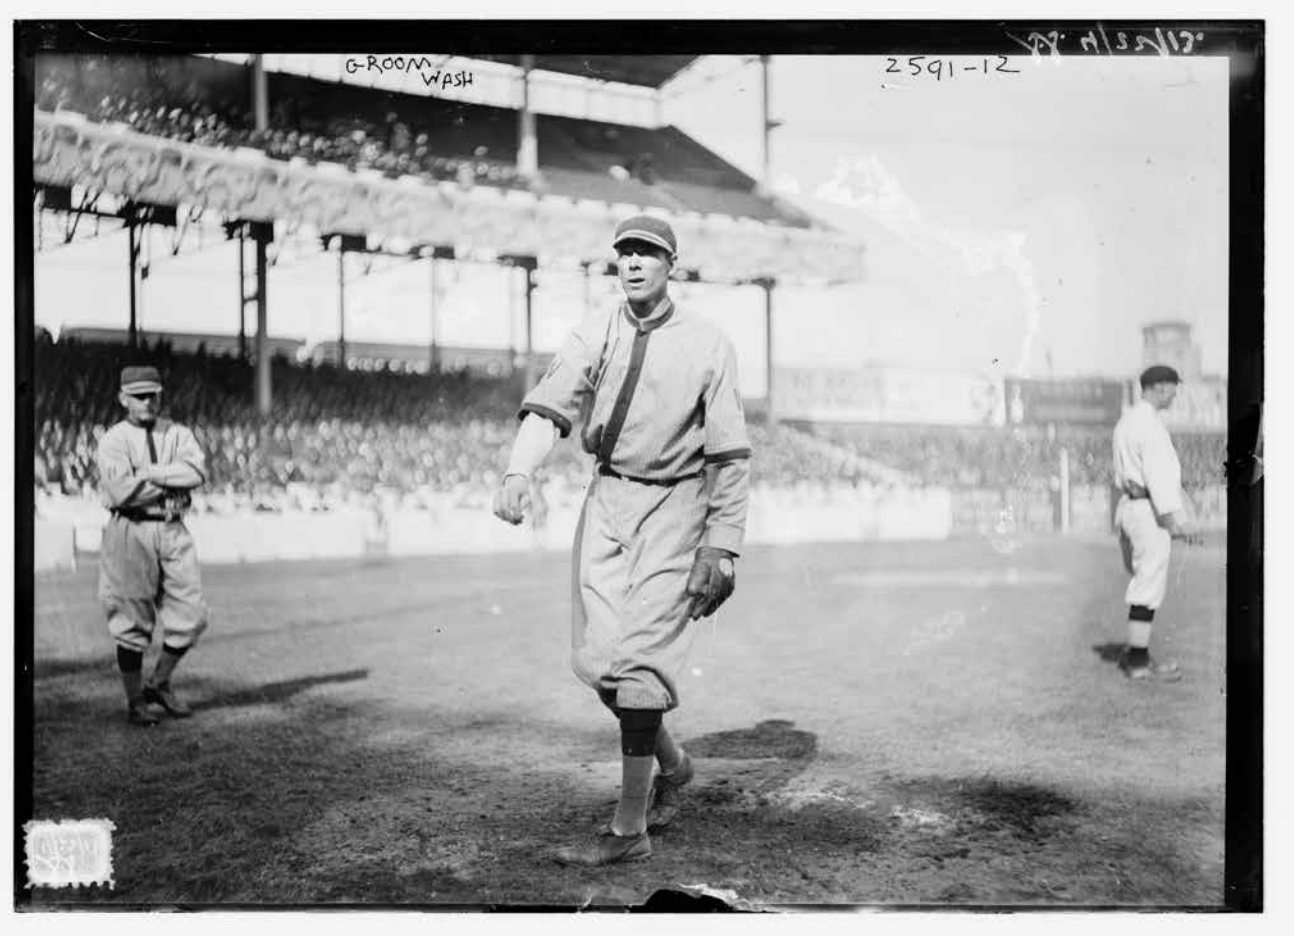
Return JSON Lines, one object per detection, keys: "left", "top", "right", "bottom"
{"left": 701, "top": 337, "right": 752, "bottom": 554}
{"left": 518, "top": 313, "right": 604, "bottom": 438}
{"left": 96, "top": 428, "right": 165, "bottom": 510}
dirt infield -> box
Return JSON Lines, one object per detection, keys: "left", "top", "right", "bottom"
{"left": 25, "top": 534, "right": 1226, "bottom": 909}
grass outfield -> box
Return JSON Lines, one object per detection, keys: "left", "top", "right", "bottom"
{"left": 26, "top": 533, "right": 1227, "bottom": 909}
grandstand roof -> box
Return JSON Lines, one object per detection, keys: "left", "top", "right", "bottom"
{"left": 472, "top": 55, "right": 698, "bottom": 89}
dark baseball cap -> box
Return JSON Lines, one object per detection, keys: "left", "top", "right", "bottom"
{"left": 613, "top": 214, "right": 677, "bottom": 257}
{"left": 120, "top": 365, "right": 163, "bottom": 395}
{"left": 1139, "top": 365, "right": 1181, "bottom": 388}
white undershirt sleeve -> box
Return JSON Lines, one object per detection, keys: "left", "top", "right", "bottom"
{"left": 505, "top": 412, "right": 560, "bottom": 478}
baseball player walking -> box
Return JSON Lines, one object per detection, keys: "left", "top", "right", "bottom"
{"left": 1111, "top": 365, "right": 1199, "bottom": 681}
{"left": 493, "top": 215, "right": 751, "bottom": 865}
{"left": 96, "top": 366, "right": 210, "bottom": 725}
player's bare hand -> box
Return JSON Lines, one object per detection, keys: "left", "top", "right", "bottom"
{"left": 492, "top": 474, "right": 530, "bottom": 525}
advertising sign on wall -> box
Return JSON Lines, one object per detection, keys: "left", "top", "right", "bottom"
{"left": 1004, "top": 378, "right": 1125, "bottom": 426}
{"left": 775, "top": 366, "right": 1003, "bottom": 426}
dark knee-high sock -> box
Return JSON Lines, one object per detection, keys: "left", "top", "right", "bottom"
{"left": 151, "top": 643, "right": 188, "bottom": 686}
{"left": 1127, "top": 606, "right": 1154, "bottom": 666}
{"left": 614, "top": 708, "right": 660, "bottom": 835}
{"left": 117, "top": 647, "right": 145, "bottom": 703}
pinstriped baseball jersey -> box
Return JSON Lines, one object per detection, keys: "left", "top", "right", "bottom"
{"left": 520, "top": 297, "right": 751, "bottom": 555}
{"left": 520, "top": 298, "right": 751, "bottom": 475}
{"left": 96, "top": 417, "right": 210, "bottom": 650}
{"left": 96, "top": 419, "right": 207, "bottom": 512}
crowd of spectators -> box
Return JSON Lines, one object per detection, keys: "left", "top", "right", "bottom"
{"left": 811, "top": 422, "right": 1225, "bottom": 493}
{"left": 746, "top": 424, "right": 879, "bottom": 490}
{"left": 33, "top": 337, "right": 571, "bottom": 514}
{"left": 33, "top": 340, "right": 912, "bottom": 513}
{"left": 1174, "top": 431, "right": 1230, "bottom": 490}
{"left": 244, "top": 102, "right": 523, "bottom": 188}
{"left": 34, "top": 338, "right": 1227, "bottom": 519}
{"left": 37, "top": 57, "right": 523, "bottom": 188}
{"left": 38, "top": 58, "right": 247, "bottom": 149}
{"left": 33, "top": 56, "right": 793, "bottom": 210}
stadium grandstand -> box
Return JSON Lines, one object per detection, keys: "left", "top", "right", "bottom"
{"left": 30, "top": 52, "right": 1225, "bottom": 548}
{"left": 34, "top": 54, "right": 809, "bottom": 225}
{"left": 34, "top": 336, "right": 1225, "bottom": 525}
{"left": 33, "top": 52, "right": 853, "bottom": 413}
{"left": 802, "top": 421, "right": 1225, "bottom": 493}
{"left": 59, "top": 326, "right": 305, "bottom": 361}
{"left": 54, "top": 325, "right": 549, "bottom": 378}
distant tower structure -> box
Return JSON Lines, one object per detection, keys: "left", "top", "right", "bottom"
{"left": 1141, "top": 320, "right": 1202, "bottom": 382}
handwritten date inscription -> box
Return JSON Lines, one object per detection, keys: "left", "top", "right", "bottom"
{"left": 1009, "top": 27, "right": 1206, "bottom": 58}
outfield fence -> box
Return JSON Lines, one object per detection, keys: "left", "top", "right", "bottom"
{"left": 33, "top": 482, "right": 1225, "bottom": 571}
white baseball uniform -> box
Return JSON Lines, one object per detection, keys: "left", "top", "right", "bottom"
{"left": 1111, "top": 399, "right": 1184, "bottom": 611}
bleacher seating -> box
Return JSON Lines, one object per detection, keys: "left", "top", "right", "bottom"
{"left": 33, "top": 340, "right": 937, "bottom": 514}
{"left": 34, "top": 337, "right": 1226, "bottom": 519}
{"left": 538, "top": 117, "right": 751, "bottom": 191}
{"left": 34, "top": 54, "right": 808, "bottom": 225}
{"left": 34, "top": 338, "right": 525, "bottom": 507}
{"left": 806, "top": 422, "right": 1225, "bottom": 493}
{"left": 536, "top": 166, "right": 684, "bottom": 213}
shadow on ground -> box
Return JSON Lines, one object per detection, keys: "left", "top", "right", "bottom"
{"left": 32, "top": 668, "right": 372, "bottom": 724}
{"left": 686, "top": 719, "right": 817, "bottom": 762}
{"left": 193, "top": 669, "right": 371, "bottom": 711}
{"left": 1091, "top": 642, "right": 1127, "bottom": 663}
{"left": 33, "top": 654, "right": 115, "bottom": 681}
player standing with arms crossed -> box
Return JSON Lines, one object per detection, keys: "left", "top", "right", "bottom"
{"left": 493, "top": 215, "right": 751, "bottom": 865}
{"left": 1111, "top": 365, "right": 1200, "bottom": 681}
{"left": 96, "top": 365, "right": 210, "bottom": 725}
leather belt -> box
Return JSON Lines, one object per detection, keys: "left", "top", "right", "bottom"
{"left": 112, "top": 508, "right": 183, "bottom": 522}
{"left": 597, "top": 464, "right": 703, "bottom": 487}
{"left": 1122, "top": 482, "right": 1150, "bottom": 500}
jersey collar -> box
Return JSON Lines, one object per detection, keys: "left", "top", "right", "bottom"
{"left": 622, "top": 296, "right": 676, "bottom": 334}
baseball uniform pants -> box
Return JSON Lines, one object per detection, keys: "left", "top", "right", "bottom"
{"left": 1115, "top": 496, "right": 1172, "bottom": 611}
{"left": 99, "top": 516, "right": 209, "bottom": 653}
{"left": 570, "top": 472, "right": 708, "bottom": 711}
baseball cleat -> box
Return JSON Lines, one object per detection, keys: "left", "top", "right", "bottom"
{"left": 126, "top": 700, "right": 161, "bottom": 726}
{"left": 554, "top": 829, "right": 652, "bottom": 867}
{"left": 144, "top": 682, "right": 194, "bottom": 717}
{"left": 647, "top": 752, "right": 695, "bottom": 830}
{"left": 1119, "top": 655, "right": 1182, "bottom": 682}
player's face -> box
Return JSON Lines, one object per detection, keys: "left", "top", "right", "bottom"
{"left": 120, "top": 389, "right": 161, "bottom": 426}
{"left": 1151, "top": 382, "right": 1179, "bottom": 409}
{"left": 616, "top": 240, "right": 672, "bottom": 310}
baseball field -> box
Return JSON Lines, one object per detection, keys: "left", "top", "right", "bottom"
{"left": 26, "top": 531, "right": 1227, "bottom": 909}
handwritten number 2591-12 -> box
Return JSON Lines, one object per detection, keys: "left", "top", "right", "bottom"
{"left": 884, "top": 56, "right": 1019, "bottom": 78}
